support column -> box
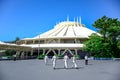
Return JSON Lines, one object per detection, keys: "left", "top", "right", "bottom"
{"left": 33, "top": 40, "right": 35, "bottom": 44}
{"left": 16, "top": 51, "right": 20, "bottom": 57}
{"left": 31, "top": 49, "right": 33, "bottom": 56}
{"left": 16, "top": 51, "right": 20, "bottom": 59}
{"left": 68, "top": 49, "right": 74, "bottom": 56}
{"left": 58, "top": 49, "right": 61, "bottom": 55}
{"left": 21, "top": 51, "right": 25, "bottom": 59}
{"left": 46, "top": 49, "right": 51, "bottom": 55}
{"left": 25, "top": 51, "right": 28, "bottom": 59}
{"left": 51, "top": 49, "right": 57, "bottom": 55}
{"left": 43, "top": 49, "right": 46, "bottom": 54}
{"left": 44, "top": 39, "right": 46, "bottom": 43}
{"left": 24, "top": 40, "right": 27, "bottom": 44}
{"left": 74, "top": 39, "right": 77, "bottom": 43}
{"left": 75, "top": 49, "right": 78, "bottom": 55}
{"left": 61, "top": 49, "right": 68, "bottom": 55}
{"left": 58, "top": 39, "right": 61, "bottom": 43}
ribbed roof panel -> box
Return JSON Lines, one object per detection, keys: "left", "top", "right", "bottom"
{"left": 24, "top": 21, "right": 97, "bottom": 40}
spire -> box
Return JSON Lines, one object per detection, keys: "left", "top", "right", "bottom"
{"left": 77, "top": 17, "right": 78, "bottom": 23}
{"left": 77, "top": 17, "right": 79, "bottom": 26}
{"left": 79, "top": 16, "right": 82, "bottom": 25}
{"left": 67, "top": 15, "right": 69, "bottom": 22}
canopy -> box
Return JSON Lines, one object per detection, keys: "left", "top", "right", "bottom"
{"left": 0, "top": 41, "right": 31, "bottom": 51}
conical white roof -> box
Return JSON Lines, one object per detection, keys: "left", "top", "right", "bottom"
{"left": 33, "top": 21, "right": 96, "bottom": 39}
{"left": 20, "top": 21, "right": 97, "bottom": 49}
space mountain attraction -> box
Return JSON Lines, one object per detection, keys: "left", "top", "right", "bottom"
{"left": 16, "top": 17, "right": 97, "bottom": 59}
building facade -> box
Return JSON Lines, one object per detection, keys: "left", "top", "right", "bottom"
{"left": 17, "top": 20, "right": 97, "bottom": 58}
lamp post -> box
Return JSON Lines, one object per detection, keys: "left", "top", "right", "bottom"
{"left": 38, "top": 34, "right": 40, "bottom": 57}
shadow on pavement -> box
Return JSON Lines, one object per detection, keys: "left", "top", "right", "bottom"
{"left": 88, "top": 64, "right": 93, "bottom": 65}
{"left": 45, "top": 64, "right": 53, "bottom": 66}
{"left": 54, "top": 67, "right": 84, "bottom": 70}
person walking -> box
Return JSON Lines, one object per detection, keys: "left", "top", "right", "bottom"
{"left": 52, "top": 55, "right": 57, "bottom": 69}
{"left": 64, "top": 54, "right": 69, "bottom": 69}
{"left": 72, "top": 55, "right": 77, "bottom": 69}
{"left": 13, "top": 54, "right": 16, "bottom": 61}
{"left": 85, "top": 54, "right": 88, "bottom": 65}
{"left": 44, "top": 55, "right": 48, "bottom": 65}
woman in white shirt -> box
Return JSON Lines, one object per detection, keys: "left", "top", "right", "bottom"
{"left": 44, "top": 55, "right": 48, "bottom": 65}
{"left": 64, "top": 54, "right": 69, "bottom": 69}
{"left": 72, "top": 55, "right": 77, "bottom": 68}
{"left": 52, "top": 55, "right": 57, "bottom": 69}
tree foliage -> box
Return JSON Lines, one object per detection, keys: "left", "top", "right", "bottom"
{"left": 5, "top": 50, "right": 16, "bottom": 56}
{"left": 13, "top": 37, "right": 20, "bottom": 43}
{"left": 83, "top": 33, "right": 102, "bottom": 54}
{"left": 83, "top": 16, "right": 120, "bottom": 58}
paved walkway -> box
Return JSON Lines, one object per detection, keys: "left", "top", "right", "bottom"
{"left": 0, "top": 59, "right": 120, "bottom": 80}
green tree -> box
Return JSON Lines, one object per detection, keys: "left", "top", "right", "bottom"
{"left": 83, "top": 33, "right": 103, "bottom": 57}
{"left": 14, "top": 37, "right": 20, "bottom": 43}
{"left": 83, "top": 16, "right": 120, "bottom": 58}
{"left": 93, "top": 16, "right": 110, "bottom": 42}
{"left": 117, "top": 37, "right": 120, "bottom": 49}
{"left": 5, "top": 50, "right": 15, "bottom": 56}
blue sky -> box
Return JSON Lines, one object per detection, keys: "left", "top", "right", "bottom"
{"left": 0, "top": 0, "right": 120, "bottom": 41}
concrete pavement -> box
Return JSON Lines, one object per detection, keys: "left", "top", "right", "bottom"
{"left": 0, "top": 59, "right": 120, "bottom": 80}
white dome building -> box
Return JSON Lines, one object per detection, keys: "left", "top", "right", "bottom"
{"left": 18, "top": 19, "right": 97, "bottom": 58}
